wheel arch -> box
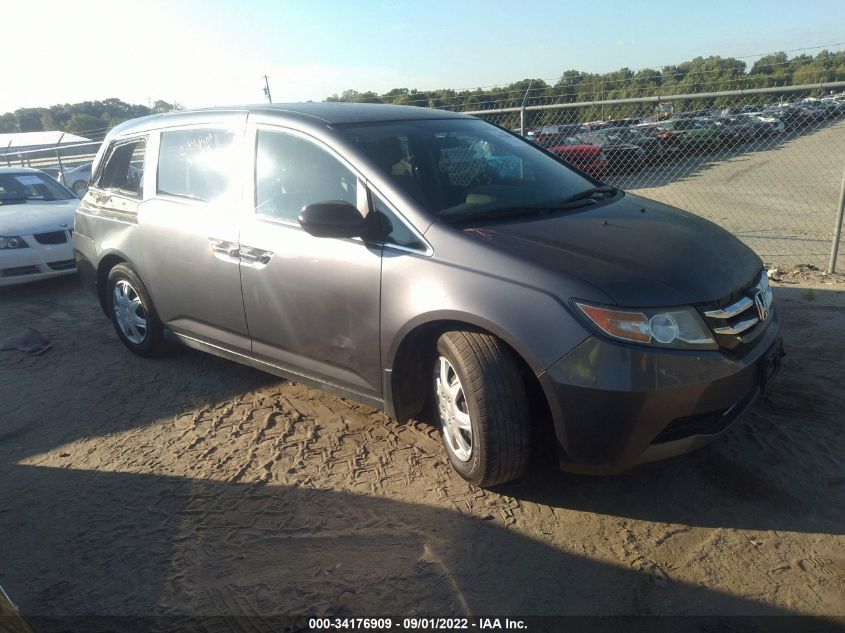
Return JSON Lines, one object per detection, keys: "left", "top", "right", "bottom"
{"left": 386, "top": 313, "right": 555, "bottom": 441}
{"left": 95, "top": 250, "right": 131, "bottom": 315}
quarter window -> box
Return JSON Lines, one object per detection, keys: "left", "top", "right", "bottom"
{"left": 157, "top": 129, "right": 236, "bottom": 201}
{"left": 97, "top": 137, "right": 146, "bottom": 197}
{"left": 370, "top": 193, "right": 426, "bottom": 252}
{"left": 256, "top": 130, "right": 358, "bottom": 221}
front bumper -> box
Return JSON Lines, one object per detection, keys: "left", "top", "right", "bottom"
{"left": 0, "top": 233, "right": 76, "bottom": 287}
{"left": 540, "top": 310, "right": 782, "bottom": 474}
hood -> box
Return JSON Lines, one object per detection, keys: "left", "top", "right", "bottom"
{"left": 0, "top": 200, "right": 78, "bottom": 236}
{"left": 466, "top": 193, "right": 762, "bottom": 307}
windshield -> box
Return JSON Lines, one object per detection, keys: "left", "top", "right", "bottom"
{"left": 0, "top": 172, "right": 75, "bottom": 202}
{"left": 338, "top": 118, "right": 596, "bottom": 221}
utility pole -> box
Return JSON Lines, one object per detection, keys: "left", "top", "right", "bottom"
{"left": 262, "top": 75, "right": 273, "bottom": 104}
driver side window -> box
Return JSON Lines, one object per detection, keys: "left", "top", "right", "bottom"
{"left": 255, "top": 130, "right": 358, "bottom": 222}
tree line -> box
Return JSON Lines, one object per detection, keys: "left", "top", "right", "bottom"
{"left": 2, "top": 49, "right": 842, "bottom": 138}
{"left": 327, "top": 49, "right": 845, "bottom": 125}
{"left": 0, "top": 99, "right": 182, "bottom": 139}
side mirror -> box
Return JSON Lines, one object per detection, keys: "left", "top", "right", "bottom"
{"left": 298, "top": 201, "right": 365, "bottom": 239}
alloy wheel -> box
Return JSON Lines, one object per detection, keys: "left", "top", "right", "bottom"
{"left": 434, "top": 356, "right": 473, "bottom": 462}
{"left": 112, "top": 280, "right": 148, "bottom": 344}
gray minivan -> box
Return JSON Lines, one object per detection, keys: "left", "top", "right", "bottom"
{"left": 73, "top": 103, "right": 783, "bottom": 487}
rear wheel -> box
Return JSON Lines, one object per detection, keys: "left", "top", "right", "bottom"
{"left": 106, "top": 264, "right": 164, "bottom": 356}
{"left": 433, "top": 331, "right": 531, "bottom": 487}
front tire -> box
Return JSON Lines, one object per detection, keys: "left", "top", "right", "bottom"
{"left": 106, "top": 264, "right": 164, "bottom": 356}
{"left": 433, "top": 331, "right": 531, "bottom": 487}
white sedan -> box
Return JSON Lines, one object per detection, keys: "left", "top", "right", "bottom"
{"left": 57, "top": 162, "right": 93, "bottom": 197}
{"left": 0, "top": 168, "right": 80, "bottom": 286}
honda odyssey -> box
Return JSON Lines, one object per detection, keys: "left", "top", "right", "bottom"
{"left": 73, "top": 103, "right": 783, "bottom": 486}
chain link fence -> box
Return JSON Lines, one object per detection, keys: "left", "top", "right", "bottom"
{"left": 4, "top": 83, "right": 845, "bottom": 270}
{"left": 452, "top": 82, "right": 845, "bottom": 271}
{"left": 1, "top": 140, "right": 102, "bottom": 197}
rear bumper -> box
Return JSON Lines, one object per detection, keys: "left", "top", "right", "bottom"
{"left": 540, "top": 310, "right": 782, "bottom": 474}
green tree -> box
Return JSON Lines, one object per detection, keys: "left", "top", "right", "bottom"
{"left": 66, "top": 113, "right": 107, "bottom": 137}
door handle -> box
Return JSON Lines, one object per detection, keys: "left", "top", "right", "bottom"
{"left": 209, "top": 238, "right": 240, "bottom": 262}
{"left": 239, "top": 245, "right": 273, "bottom": 267}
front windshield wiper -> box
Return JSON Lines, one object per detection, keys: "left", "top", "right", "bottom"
{"left": 556, "top": 185, "right": 617, "bottom": 204}
{"left": 446, "top": 186, "right": 618, "bottom": 225}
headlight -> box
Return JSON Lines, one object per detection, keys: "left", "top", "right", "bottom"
{"left": 0, "top": 236, "right": 29, "bottom": 249}
{"left": 573, "top": 301, "right": 717, "bottom": 350}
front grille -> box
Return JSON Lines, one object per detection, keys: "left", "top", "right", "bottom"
{"left": 699, "top": 270, "right": 773, "bottom": 350}
{"left": 33, "top": 231, "right": 68, "bottom": 245}
{"left": 47, "top": 259, "right": 77, "bottom": 271}
{"left": 0, "top": 265, "right": 41, "bottom": 278}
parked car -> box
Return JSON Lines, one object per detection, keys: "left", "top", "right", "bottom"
{"left": 544, "top": 137, "right": 608, "bottom": 179}
{"left": 0, "top": 168, "right": 79, "bottom": 286}
{"left": 58, "top": 162, "right": 93, "bottom": 197}
{"left": 714, "top": 116, "right": 761, "bottom": 143}
{"left": 739, "top": 113, "right": 785, "bottom": 137}
{"left": 38, "top": 166, "right": 62, "bottom": 180}
{"left": 74, "top": 104, "right": 782, "bottom": 486}
{"left": 655, "top": 118, "right": 726, "bottom": 153}
{"left": 801, "top": 99, "right": 843, "bottom": 120}
{"left": 596, "top": 126, "right": 677, "bottom": 163}
{"left": 762, "top": 104, "right": 816, "bottom": 131}
{"left": 575, "top": 131, "right": 646, "bottom": 173}
{"left": 528, "top": 124, "right": 584, "bottom": 146}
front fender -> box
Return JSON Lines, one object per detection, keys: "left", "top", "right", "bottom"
{"left": 381, "top": 251, "right": 593, "bottom": 376}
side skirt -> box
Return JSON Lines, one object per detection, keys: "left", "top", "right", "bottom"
{"left": 164, "top": 330, "right": 385, "bottom": 411}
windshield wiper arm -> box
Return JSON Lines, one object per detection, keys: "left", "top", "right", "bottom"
{"left": 445, "top": 187, "right": 618, "bottom": 226}
{"left": 557, "top": 185, "right": 617, "bottom": 204}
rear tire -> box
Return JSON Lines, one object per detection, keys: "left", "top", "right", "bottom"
{"left": 433, "top": 331, "right": 531, "bottom": 487}
{"left": 106, "top": 264, "right": 164, "bottom": 357}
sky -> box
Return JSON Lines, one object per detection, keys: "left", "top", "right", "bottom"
{"left": 3, "top": 0, "right": 845, "bottom": 113}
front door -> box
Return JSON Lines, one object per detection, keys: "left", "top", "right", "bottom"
{"left": 239, "top": 127, "right": 383, "bottom": 398}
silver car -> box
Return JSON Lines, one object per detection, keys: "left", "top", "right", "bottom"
{"left": 73, "top": 104, "right": 782, "bottom": 487}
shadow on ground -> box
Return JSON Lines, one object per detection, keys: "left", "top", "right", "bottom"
{"left": 0, "top": 464, "right": 824, "bottom": 628}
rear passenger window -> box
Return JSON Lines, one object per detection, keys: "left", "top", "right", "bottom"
{"left": 256, "top": 130, "right": 357, "bottom": 221}
{"left": 157, "top": 129, "right": 235, "bottom": 201}
{"left": 97, "top": 137, "right": 146, "bottom": 197}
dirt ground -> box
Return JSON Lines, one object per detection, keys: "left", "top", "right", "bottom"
{"left": 1, "top": 270, "right": 844, "bottom": 626}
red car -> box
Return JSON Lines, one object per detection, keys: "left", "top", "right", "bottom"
{"left": 546, "top": 137, "right": 608, "bottom": 180}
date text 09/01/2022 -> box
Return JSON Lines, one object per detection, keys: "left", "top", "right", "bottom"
{"left": 307, "top": 617, "right": 528, "bottom": 630}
